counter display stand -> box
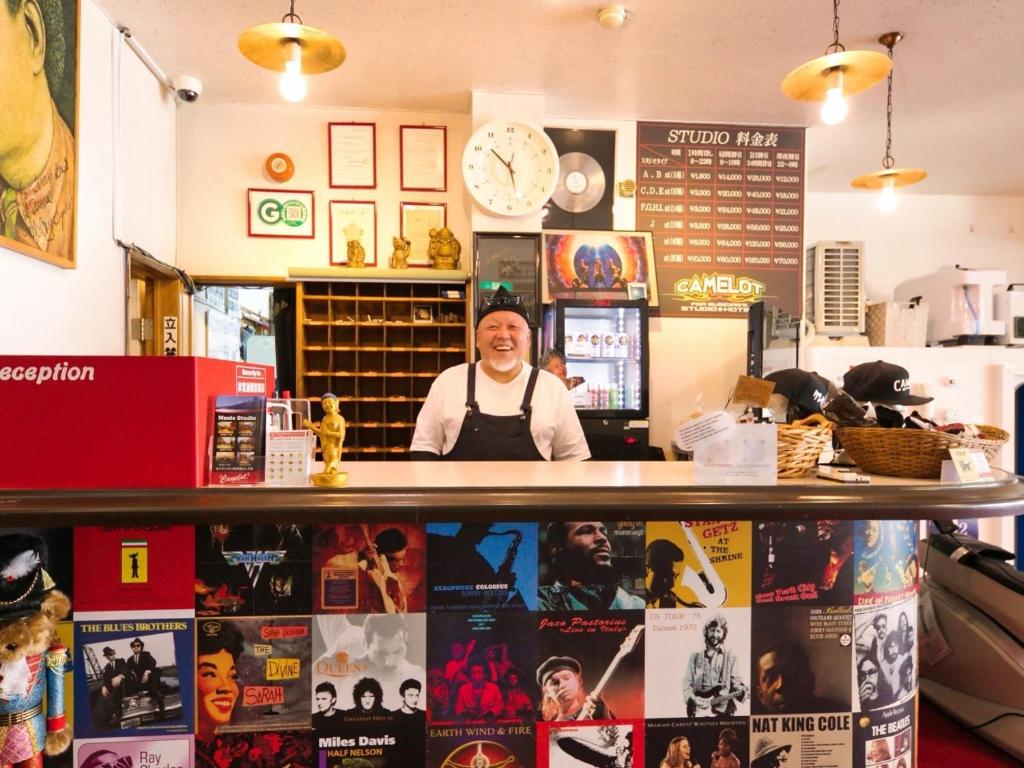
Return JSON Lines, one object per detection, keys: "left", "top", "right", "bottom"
{"left": 4, "top": 464, "right": 1021, "bottom": 768}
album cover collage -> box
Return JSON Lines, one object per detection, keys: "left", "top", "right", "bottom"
{"left": 5, "top": 518, "right": 920, "bottom": 768}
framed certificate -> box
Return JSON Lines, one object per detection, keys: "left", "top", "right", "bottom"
{"left": 247, "top": 188, "right": 315, "bottom": 238}
{"left": 400, "top": 202, "right": 447, "bottom": 266}
{"left": 400, "top": 125, "right": 447, "bottom": 191}
{"left": 328, "top": 122, "right": 376, "bottom": 188}
{"left": 329, "top": 201, "right": 377, "bottom": 266}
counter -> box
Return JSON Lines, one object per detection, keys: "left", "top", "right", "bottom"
{"left": 4, "top": 465, "right": 1021, "bottom": 768}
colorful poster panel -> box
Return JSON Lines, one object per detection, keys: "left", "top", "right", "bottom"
{"left": 645, "top": 521, "right": 751, "bottom": 609}
{"left": 194, "top": 524, "right": 312, "bottom": 617}
{"left": 195, "top": 730, "right": 313, "bottom": 768}
{"left": 854, "top": 698, "right": 914, "bottom": 768}
{"left": 854, "top": 521, "right": 918, "bottom": 606}
{"left": 539, "top": 720, "right": 643, "bottom": 768}
{"left": 74, "top": 618, "right": 193, "bottom": 738}
{"left": 74, "top": 735, "right": 192, "bottom": 768}
{"left": 752, "top": 520, "right": 854, "bottom": 606}
{"left": 645, "top": 718, "right": 748, "bottom": 768}
{"left": 853, "top": 596, "right": 917, "bottom": 712}
{"left": 312, "top": 612, "right": 426, "bottom": 717}
{"left": 73, "top": 526, "right": 194, "bottom": 611}
{"left": 0, "top": 526, "right": 73, "bottom": 603}
{"left": 427, "top": 611, "right": 537, "bottom": 724}
{"left": 750, "top": 712, "right": 853, "bottom": 768}
{"left": 313, "top": 523, "right": 426, "bottom": 614}
{"left": 536, "top": 611, "right": 645, "bottom": 722}
{"left": 195, "top": 616, "right": 310, "bottom": 738}
{"left": 427, "top": 523, "right": 538, "bottom": 611}
{"left": 645, "top": 609, "right": 751, "bottom": 720}
{"left": 428, "top": 725, "right": 535, "bottom": 768}
{"left": 316, "top": 720, "right": 425, "bottom": 768}
{"left": 750, "top": 605, "right": 852, "bottom": 716}
{"left": 537, "top": 521, "right": 644, "bottom": 611}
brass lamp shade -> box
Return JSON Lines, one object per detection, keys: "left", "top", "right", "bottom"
{"left": 239, "top": 22, "right": 346, "bottom": 73}
{"left": 851, "top": 168, "right": 927, "bottom": 189}
{"left": 782, "top": 50, "right": 891, "bottom": 101}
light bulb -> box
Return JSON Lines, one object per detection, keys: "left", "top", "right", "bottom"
{"left": 820, "top": 86, "right": 848, "bottom": 125}
{"left": 279, "top": 40, "right": 306, "bottom": 102}
{"left": 820, "top": 68, "right": 848, "bottom": 125}
{"left": 877, "top": 180, "right": 898, "bottom": 213}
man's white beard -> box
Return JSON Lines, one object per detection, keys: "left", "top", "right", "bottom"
{"left": 486, "top": 355, "right": 520, "bottom": 373}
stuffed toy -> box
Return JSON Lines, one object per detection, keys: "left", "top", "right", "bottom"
{"left": 0, "top": 534, "right": 71, "bottom": 768}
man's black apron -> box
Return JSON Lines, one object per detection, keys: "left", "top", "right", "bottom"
{"left": 443, "top": 362, "right": 545, "bottom": 461}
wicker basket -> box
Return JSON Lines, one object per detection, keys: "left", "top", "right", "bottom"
{"left": 836, "top": 424, "right": 1010, "bottom": 478}
{"left": 777, "top": 414, "right": 835, "bottom": 478}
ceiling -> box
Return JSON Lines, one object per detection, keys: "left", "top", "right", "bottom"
{"left": 98, "top": 0, "right": 1024, "bottom": 196}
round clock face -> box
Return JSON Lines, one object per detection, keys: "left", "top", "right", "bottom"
{"left": 461, "top": 121, "right": 559, "bottom": 216}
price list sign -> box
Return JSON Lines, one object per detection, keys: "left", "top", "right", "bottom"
{"left": 636, "top": 122, "right": 805, "bottom": 318}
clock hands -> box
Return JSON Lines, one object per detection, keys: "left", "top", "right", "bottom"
{"left": 490, "top": 148, "right": 519, "bottom": 194}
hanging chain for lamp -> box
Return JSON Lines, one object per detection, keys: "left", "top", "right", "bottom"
{"left": 825, "top": 0, "right": 845, "bottom": 54}
{"left": 282, "top": 0, "right": 302, "bottom": 25}
{"left": 882, "top": 43, "right": 895, "bottom": 169}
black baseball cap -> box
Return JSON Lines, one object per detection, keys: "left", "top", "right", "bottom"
{"left": 842, "top": 361, "right": 933, "bottom": 406}
{"left": 765, "top": 369, "right": 831, "bottom": 415}
{"left": 476, "top": 286, "right": 530, "bottom": 328}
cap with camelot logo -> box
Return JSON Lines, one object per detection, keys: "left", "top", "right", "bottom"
{"left": 765, "top": 369, "right": 831, "bottom": 416}
{"left": 841, "top": 361, "right": 933, "bottom": 406}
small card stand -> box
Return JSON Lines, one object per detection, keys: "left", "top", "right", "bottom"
{"left": 940, "top": 447, "right": 995, "bottom": 484}
{"left": 694, "top": 422, "right": 778, "bottom": 485}
{"left": 265, "top": 398, "right": 315, "bottom": 486}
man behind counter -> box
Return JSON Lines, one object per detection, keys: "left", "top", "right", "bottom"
{"left": 409, "top": 287, "right": 590, "bottom": 461}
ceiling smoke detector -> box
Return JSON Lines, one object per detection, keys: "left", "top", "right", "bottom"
{"left": 597, "top": 4, "right": 627, "bottom": 29}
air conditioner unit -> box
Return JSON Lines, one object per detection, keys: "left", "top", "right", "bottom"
{"left": 805, "top": 240, "right": 865, "bottom": 336}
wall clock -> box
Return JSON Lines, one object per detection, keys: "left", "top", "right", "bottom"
{"left": 461, "top": 120, "right": 560, "bottom": 217}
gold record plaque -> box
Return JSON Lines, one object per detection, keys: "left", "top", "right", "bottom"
{"left": 636, "top": 122, "right": 805, "bottom": 318}
{"left": 552, "top": 151, "right": 606, "bottom": 213}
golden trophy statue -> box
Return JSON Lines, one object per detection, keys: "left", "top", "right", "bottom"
{"left": 303, "top": 393, "right": 348, "bottom": 487}
{"left": 428, "top": 226, "right": 461, "bottom": 270}
{"left": 390, "top": 236, "right": 411, "bottom": 269}
{"left": 343, "top": 222, "right": 366, "bottom": 268}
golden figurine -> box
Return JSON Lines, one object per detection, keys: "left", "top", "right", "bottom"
{"left": 390, "top": 235, "right": 411, "bottom": 269}
{"left": 428, "top": 226, "right": 461, "bottom": 270}
{"left": 346, "top": 240, "right": 367, "bottom": 268}
{"left": 303, "top": 393, "right": 348, "bottom": 487}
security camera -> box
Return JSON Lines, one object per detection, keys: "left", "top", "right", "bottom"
{"left": 172, "top": 75, "right": 203, "bottom": 103}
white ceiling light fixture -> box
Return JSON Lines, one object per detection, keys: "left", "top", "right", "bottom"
{"left": 851, "top": 32, "right": 927, "bottom": 213}
{"left": 782, "top": 0, "right": 891, "bottom": 126}
{"left": 597, "top": 4, "right": 628, "bottom": 29}
{"left": 238, "top": 0, "right": 345, "bottom": 103}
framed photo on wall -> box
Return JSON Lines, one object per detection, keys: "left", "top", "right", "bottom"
{"left": 247, "top": 189, "right": 315, "bottom": 238}
{"left": 328, "top": 122, "right": 376, "bottom": 188}
{"left": 1, "top": 0, "right": 80, "bottom": 268}
{"left": 400, "top": 125, "right": 447, "bottom": 191}
{"left": 329, "top": 201, "right": 377, "bottom": 266}
{"left": 542, "top": 229, "right": 659, "bottom": 306}
{"left": 473, "top": 232, "right": 541, "bottom": 326}
{"left": 400, "top": 202, "right": 447, "bottom": 266}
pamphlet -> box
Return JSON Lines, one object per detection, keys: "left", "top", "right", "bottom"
{"left": 210, "top": 394, "right": 267, "bottom": 484}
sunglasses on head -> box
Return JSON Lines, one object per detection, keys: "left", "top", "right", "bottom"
{"left": 480, "top": 292, "right": 524, "bottom": 311}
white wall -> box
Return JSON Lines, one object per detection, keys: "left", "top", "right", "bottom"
{"left": 0, "top": 0, "right": 177, "bottom": 355}
{"left": 175, "top": 105, "right": 472, "bottom": 277}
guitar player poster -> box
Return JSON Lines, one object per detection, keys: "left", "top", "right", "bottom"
{"left": 536, "top": 611, "right": 645, "bottom": 721}
{"left": 427, "top": 522, "right": 538, "bottom": 611}
{"left": 644, "top": 608, "right": 752, "bottom": 720}
{"left": 426, "top": 610, "right": 537, "bottom": 725}
{"left": 313, "top": 522, "right": 426, "bottom": 614}
{"left": 645, "top": 521, "right": 752, "bottom": 609}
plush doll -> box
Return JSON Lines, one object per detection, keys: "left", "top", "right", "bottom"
{"left": 0, "top": 534, "right": 72, "bottom": 768}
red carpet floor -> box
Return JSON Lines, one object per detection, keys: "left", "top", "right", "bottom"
{"left": 918, "top": 697, "right": 1022, "bottom": 766}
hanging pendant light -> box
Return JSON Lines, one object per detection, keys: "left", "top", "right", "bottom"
{"left": 238, "top": 0, "right": 345, "bottom": 103}
{"left": 851, "top": 32, "right": 927, "bottom": 213}
{"left": 782, "top": 0, "right": 891, "bottom": 125}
